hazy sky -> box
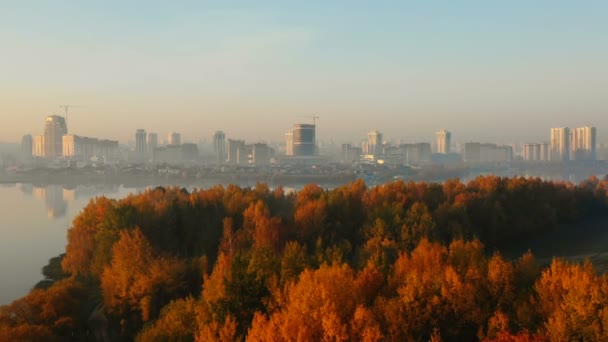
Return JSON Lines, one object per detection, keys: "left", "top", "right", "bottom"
{"left": 1, "top": 1, "right": 607, "bottom": 145}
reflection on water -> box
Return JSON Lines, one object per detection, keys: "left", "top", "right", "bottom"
{"left": 33, "top": 185, "right": 65, "bottom": 218}
{"left": 0, "top": 184, "right": 135, "bottom": 305}
{"left": 20, "top": 184, "right": 122, "bottom": 219}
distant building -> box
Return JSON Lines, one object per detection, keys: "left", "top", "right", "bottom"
{"left": 342, "top": 143, "right": 361, "bottom": 162}
{"left": 550, "top": 127, "right": 570, "bottom": 161}
{"left": 252, "top": 143, "right": 274, "bottom": 165}
{"left": 464, "top": 143, "right": 481, "bottom": 162}
{"left": 400, "top": 143, "right": 432, "bottom": 163}
{"left": 523, "top": 143, "right": 550, "bottom": 161}
{"left": 44, "top": 115, "right": 68, "bottom": 158}
{"left": 285, "top": 130, "right": 294, "bottom": 156}
{"left": 153, "top": 145, "right": 182, "bottom": 164}
{"left": 213, "top": 131, "right": 226, "bottom": 164}
{"left": 21, "top": 134, "right": 33, "bottom": 158}
{"left": 436, "top": 129, "right": 451, "bottom": 154}
{"left": 182, "top": 143, "right": 199, "bottom": 161}
{"left": 168, "top": 132, "right": 181, "bottom": 146}
{"left": 384, "top": 145, "right": 401, "bottom": 155}
{"left": 33, "top": 135, "right": 45, "bottom": 157}
{"left": 62, "top": 135, "right": 119, "bottom": 162}
{"left": 464, "top": 143, "right": 512, "bottom": 162}
{"left": 431, "top": 152, "right": 462, "bottom": 164}
{"left": 135, "top": 129, "right": 147, "bottom": 155}
{"left": 227, "top": 139, "right": 248, "bottom": 165}
{"left": 571, "top": 126, "right": 596, "bottom": 161}
{"left": 152, "top": 143, "right": 198, "bottom": 164}
{"left": 293, "top": 124, "right": 315, "bottom": 156}
{"left": 147, "top": 132, "right": 158, "bottom": 154}
{"left": 523, "top": 144, "right": 541, "bottom": 161}
{"left": 540, "top": 143, "right": 550, "bottom": 161}
{"left": 366, "top": 130, "right": 383, "bottom": 156}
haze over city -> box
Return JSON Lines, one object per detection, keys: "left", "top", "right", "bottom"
{"left": 6, "top": 2, "right": 608, "bottom": 341}
{"left": 2, "top": 1, "right": 607, "bottom": 144}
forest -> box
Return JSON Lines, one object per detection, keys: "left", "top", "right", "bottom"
{"left": 2, "top": 175, "right": 608, "bottom": 341}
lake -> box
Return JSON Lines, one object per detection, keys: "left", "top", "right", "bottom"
{"left": 0, "top": 183, "right": 141, "bottom": 305}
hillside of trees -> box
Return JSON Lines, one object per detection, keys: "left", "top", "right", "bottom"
{"left": 2, "top": 175, "right": 608, "bottom": 341}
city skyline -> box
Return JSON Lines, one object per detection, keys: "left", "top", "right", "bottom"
{"left": 21, "top": 113, "right": 602, "bottom": 150}
{"left": 23, "top": 114, "right": 600, "bottom": 165}
{"left": 1, "top": 2, "right": 607, "bottom": 143}
{"left": 8, "top": 111, "right": 605, "bottom": 147}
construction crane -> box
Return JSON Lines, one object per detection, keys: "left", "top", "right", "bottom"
{"left": 58, "top": 105, "right": 84, "bottom": 127}
{"left": 297, "top": 115, "right": 320, "bottom": 126}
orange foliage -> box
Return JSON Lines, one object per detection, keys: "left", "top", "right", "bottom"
{"left": 101, "top": 228, "right": 187, "bottom": 328}
{"left": 248, "top": 263, "right": 358, "bottom": 341}
{"left": 62, "top": 197, "right": 116, "bottom": 276}
{"left": 534, "top": 259, "right": 608, "bottom": 341}
{"left": 8, "top": 178, "right": 608, "bottom": 340}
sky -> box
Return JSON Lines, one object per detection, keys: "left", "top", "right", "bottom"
{"left": 1, "top": 1, "right": 607, "bottom": 145}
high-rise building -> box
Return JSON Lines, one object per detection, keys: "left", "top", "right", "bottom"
{"left": 540, "top": 143, "right": 550, "bottom": 161}
{"left": 21, "top": 134, "right": 33, "bottom": 158}
{"left": 436, "top": 129, "right": 451, "bottom": 154}
{"left": 227, "top": 139, "right": 248, "bottom": 165}
{"left": 147, "top": 132, "right": 158, "bottom": 154}
{"left": 571, "top": 126, "right": 596, "bottom": 161}
{"left": 366, "top": 130, "right": 383, "bottom": 156}
{"left": 43, "top": 115, "right": 68, "bottom": 158}
{"left": 550, "top": 127, "right": 570, "bottom": 161}
{"left": 523, "top": 143, "right": 550, "bottom": 161}
{"left": 63, "top": 135, "right": 119, "bottom": 162}
{"left": 135, "top": 129, "right": 147, "bottom": 155}
{"left": 168, "top": 132, "right": 181, "bottom": 146}
{"left": 213, "top": 131, "right": 226, "bottom": 164}
{"left": 33, "top": 135, "right": 45, "bottom": 157}
{"left": 285, "top": 131, "right": 294, "bottom": 156}
{"left": 62, "top": 135, "right": 81, "bottom": 159}
{"left": 342, "top": 143, "right": 361, "bottom": 162}
{"left": 293, "top": 124, "right": 315, "bottom": 156}
{"left": 523, "top": 143, "right": 541, "bottom": 161}
{"left": 252, "top": 143, "right": 273, "bottom": 165}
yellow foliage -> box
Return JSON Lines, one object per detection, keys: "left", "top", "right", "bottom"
{"left": 196, "top": 315, "right": 238, "bottom": 342}
{"left": 534, "top": 259, "right": 608, "bottom": 341}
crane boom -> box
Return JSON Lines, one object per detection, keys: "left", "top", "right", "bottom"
{"left": 58, "top": 105, "right": 83, "bottom": 128}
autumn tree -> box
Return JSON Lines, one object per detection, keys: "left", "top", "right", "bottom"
{"left": 401, "top": 202, "right": 436, "bottom": 250}
{"left": 101, "top": 228, "right": 188, "bottom": 337}
{"left": 534, "top": 259, "right": 608, "bottom": 341}
{"left": 135, "top": 296, "right": 198, "bottom": 341}
{"left": 247, "top": 263, "right": 359, "bottom": 341}
{"left": 0, "top": 278, "right": 88, "bottom": 340}
{"left": 294, "top": 191, "right": 328, "bottom": 246}
{"left": 62, "top": 196, "right": 117, "bottom": 276}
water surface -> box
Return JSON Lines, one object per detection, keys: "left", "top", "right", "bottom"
{"left": 0, "top": 184, "right": 137, "bottom": 305}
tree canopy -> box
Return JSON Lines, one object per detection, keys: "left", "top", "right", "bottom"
{"left": 3, "top": 176, "right": 608, "bottom": 340}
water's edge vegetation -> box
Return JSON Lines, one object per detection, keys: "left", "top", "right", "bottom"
{"left": 2, "top": 176, "right": 608, "bottom": 341}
